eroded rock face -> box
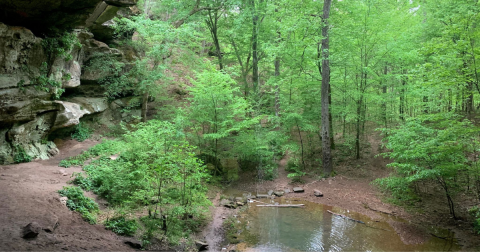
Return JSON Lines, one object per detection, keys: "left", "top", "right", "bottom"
{"left": 0, "top": 23, "right": 45, "bottom": 87}
{"left": 52, "top": 98, "right": 108, "bottom": 131}
{"left": 0, "top": 0, "right": 137, "bottom": 164}
{"left": 0, "top": 24, "right": 116, "bottom": 164}
{"left": 0, "top": 0, "right": 134, "bottom": 36}
{"left": 6, "top": 112, "right": 60, "bottom": 161}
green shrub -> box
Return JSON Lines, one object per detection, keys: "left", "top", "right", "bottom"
{"left": 286, "top": 158, "right": 298, "bottom": 173}
{"left": 372, "top": 176, "right": 419, "bottom": 205}
{"left": 67, "top": 121, "right": 211, "bottom": 243}
{"left": 72, "top": 122, "right": 92, "bottom": 142}
{"left": 14, "top": 146, "right": 32, "bottom": 163}
{"left": 59, "top": 158, "right": 83, "bottom": 168}
{"left": 376, "top": 114, "right": 479, "bottom": 218}
{"left": 72, "top": 172, "right": 94, "bottom": 191}
{"left": 105, "top": 216, "right": 138, "bottom": 236}
{"left": 469, "top": 206, "right": 480, "bottom": 234}
{"left": 58, "top": 186, "right": 98, "bottom": 224}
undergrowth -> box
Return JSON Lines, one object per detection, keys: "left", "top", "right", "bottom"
{"left": 64, "top": 120, "right": 211, "bottom": 245}
{"left": 469, "top": 206, "right": 480, "bottom": 234}
{"left": 71, "top": 122, "right": 92, "bottom": 142}
{"left": 14, "top": 146, "right": 32, "bottom": 163}
{"left": 58, "top": 186, "right": 98, "bottom": 224}
{"left": 105, "top": 216, "right": 138, "bottom": 236}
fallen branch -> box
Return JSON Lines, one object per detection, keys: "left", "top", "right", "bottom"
{"left": 363, "top": 202, "right": 396, "bottom": 216}
{"left": 249, "top": 199, "right": 266, "bottom": 204}
{"left": 327, "top": 210, "right": 389, "bottom": 231}
{"left": 327, "top": 210, "right": 365, "bottom": 224}
{"left": 430, "top": 233, "right": 448, "bottom": 240}
{"left": 256, "top": 204, "right": 305, "bottom": 208}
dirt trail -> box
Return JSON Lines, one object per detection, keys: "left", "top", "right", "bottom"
{"left": 202, "top": 192, "right": 228, "bottom": 252}
{"left": 0, "top": 139, "right": 134, "bottom": 251}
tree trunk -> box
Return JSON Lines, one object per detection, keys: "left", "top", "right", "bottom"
{"left": 399, "top": 70, "right": 406, "bottom": 121}
{"left": 275, "top": 57, "right": 280, "bottom": 117}
{"left": 321, "top": 0, "right": 333, "bottom": 175}
{"left": 141, "top": 92, "right": 149, "bottom": 122}
{"left": 382, "top": 65, "right": 388, "bottom": 128}
{"left": 206, "top": 9, "right": 223, "bottom": 70}
{"left": 251, "top": 0, "right": 259, "bottom": 94}
{"left": 328, "top": 83, "right": 335, "bottom": 149}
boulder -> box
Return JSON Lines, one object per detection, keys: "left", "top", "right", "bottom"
{"left": 124, "top": 238, "right": 142, "bottom": 249}
{"left": 6, "top": 113, "right": 60, "bottom": 161}
{"left": 62, "top": 61, "right": 81, "bottom": 88}
{"left": 59, "top": 197, "right": 68, "bottom": 206}
{"left": 51, "top": 101, "right": 90, "bottom": 131}
{"left": 284, "top": 188, "right": 291, "bottom": 194}
{"left": 273, "top": 191, "right": 285, "bottom": 197}
{"left": 256, "top": 194, "right": 269, "bottom": 198}
{"left": 314, "top": 189, "right": 323, "bottom": 197}
{"left": 51, "top": 98, "right": 108, "bottom": 131}
{"left": 293, "top": 187, "right": 304, "bottom": 193}
{"left": 220, "top": 199, "right": 235, "bottom": 208}
{"left": 195, "top": 240, "right": 208, "bottom": 251}
{"left": 267, "top": 190, "right": 274, "bottom": 196}
{"left": 22, "top": 222, "right": 41, "bottom": 239}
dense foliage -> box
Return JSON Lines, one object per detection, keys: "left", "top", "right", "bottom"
{"left": 63, "top": 121, "right": 210, "bottom": 244}
{"left": 58, "top": 186, "right": 99, "bottom": 224}
{"left": 55, "top": 0, "right": 480, "bottom": 242}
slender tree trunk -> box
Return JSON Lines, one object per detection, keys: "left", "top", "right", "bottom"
{"left": 251, "top": 0, "right": 259, "bottom": 94}
{"left": 382, "top": 65, "right": 388, "bottom": 128}
{"left": 463, "top": 58, "right": 474, "bottom": 114}
{"left": 141, "top": 92, "right": 149, "bottom": 122}
{"left": 343, "top": 67, "right": 347, "bottom": 138}
{"left": 467, "top": 81, "right": 474, "bottom": 114}
{"left": 275, "top": 58, "right": 280, "bottom": 117}
{"left": 206, "top": 10, "right": 223, "bottom": 70}
{"left": 423, "top": 96, "right": 429, "bottom": 114}
{"left": 274, "top": 8, "right": 281, "bottom": 117}
{"left": 296, "top": 119, "right": 306, "bottom": 170}
{"left": 399, "top": 70, "right": 406, "bottom": 121}
{"left": 321, "top": 0, "right": 333, "bottom": 175}
{"left": 355, "top": 93, "right": 363, "bottom": 160}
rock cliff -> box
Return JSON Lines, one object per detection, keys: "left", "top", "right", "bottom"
{"left": 0, "top": 0, "right": 139, "bottom": 164}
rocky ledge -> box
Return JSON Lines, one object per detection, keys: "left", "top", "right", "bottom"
{"left": 0, "top": 1, "right": 140, "bottom": 164}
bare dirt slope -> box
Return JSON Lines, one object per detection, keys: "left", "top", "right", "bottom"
{"left": 0, "top": 139, "right": 134, "bottom": 251}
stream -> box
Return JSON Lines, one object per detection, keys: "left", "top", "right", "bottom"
{"left": 224, "top": 191, "right": 460, "bottom": 252}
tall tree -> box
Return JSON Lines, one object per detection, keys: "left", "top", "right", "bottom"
{"left": 321, "top": 0, "right": 333, "bottom": 175}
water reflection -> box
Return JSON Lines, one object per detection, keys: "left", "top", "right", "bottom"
{"left": 236, "top": 198, "right": 459, "bottom": 252}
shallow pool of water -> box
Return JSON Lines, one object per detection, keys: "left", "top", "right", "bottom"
{"left": 232, "top": 198, "right": 459, "bottom": 252}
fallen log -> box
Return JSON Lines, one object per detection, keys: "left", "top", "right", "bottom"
{"left": 327, "top": 210, "right": 365, "bottom": 224}
{"left": 363, "top": 202, "right": 396, "bottom": 216}
{"left": 249, "top": 199, "right": 266, "bottom": 204}
{"left": 256, "top": 204, "right": 305, "bottom": 208}
{"left": 327, "top": 210, "right": 390, "bottom": 231}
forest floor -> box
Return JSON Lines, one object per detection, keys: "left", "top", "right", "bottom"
{"left": 0, "top": 139, "right": 135, "bottom": 251}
